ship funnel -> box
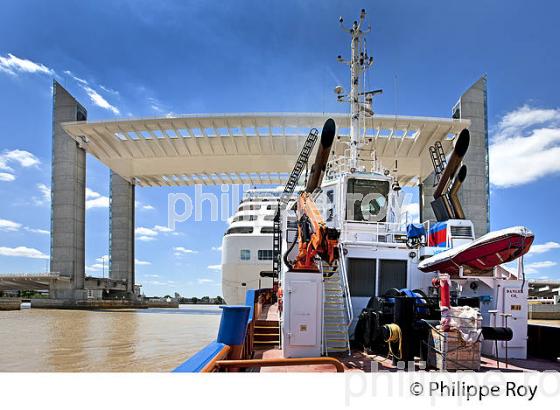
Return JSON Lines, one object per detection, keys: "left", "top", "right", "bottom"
{"left": 433, "top": 128, "right": 470, "bottom": 199}
{"left": 305, "top": 118, "right": 336, "bottom": 193}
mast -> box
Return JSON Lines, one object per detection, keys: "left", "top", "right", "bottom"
{"left": 337, "top": 9, "right": 375, "bottom": 170}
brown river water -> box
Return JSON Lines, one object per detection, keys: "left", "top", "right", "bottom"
{"left": 0, "top": 305, "right": 221, "bottom": 372}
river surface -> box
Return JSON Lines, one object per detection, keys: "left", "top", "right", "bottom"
{"left": 0, "top": 305, "right": 221, "bottom": 372}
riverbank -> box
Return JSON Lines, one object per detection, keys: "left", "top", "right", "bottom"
{"left": 0, "top": 298, "right": 21, "bottom": 311}
{"left": 29, "top": 298, "right": 179, "bottom": 310}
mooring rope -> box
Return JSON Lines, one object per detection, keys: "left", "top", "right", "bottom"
{"left": 384, "top": 323, "right": 402, "bottom": 360}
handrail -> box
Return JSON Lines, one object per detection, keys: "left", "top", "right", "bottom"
{"left": 214, "top": 357, "right": 344, "bottom": 372}
{"left": 338, "top": 243, "right": 353, "bottom": 328}
{"left": 340, "top": 220, "right": 407, "bottom": 244}
{"left": 200, "top": 345, "right": 232, "bottom": 373}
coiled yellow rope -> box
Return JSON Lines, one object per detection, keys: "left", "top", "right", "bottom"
{"left": 384, "top": 323, "right": 402, "bottom": 360}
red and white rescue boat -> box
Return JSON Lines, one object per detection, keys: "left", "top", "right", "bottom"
{"left": 418, "top": 226, "right": 534, "bottom": 275}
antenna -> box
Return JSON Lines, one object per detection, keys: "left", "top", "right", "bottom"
{"left": 336, "top": 9, "right": 377, "bottom": 170}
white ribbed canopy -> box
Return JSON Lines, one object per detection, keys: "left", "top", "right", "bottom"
{"left": 62, "top": 113, "right": 470, "bottom": 187}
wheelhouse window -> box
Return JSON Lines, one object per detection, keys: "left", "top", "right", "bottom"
{"left": 258, "top": 250, "right": 274, "bottom": 260}
{"left": 240, "top": 249, "right": 251, "bottom": 261}
{"left": 346, "top": 178, "right": 389, "bottom": 222}
{"left": 260, "top": 226, "right": 274, "bottom": 234}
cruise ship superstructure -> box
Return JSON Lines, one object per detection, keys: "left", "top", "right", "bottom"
{"left": 221, "top": 188, "right": 282, "bottom": 304}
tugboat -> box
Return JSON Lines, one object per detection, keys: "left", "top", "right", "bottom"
{"left": 176, "top": 9, "right": 542, "bottom": 373}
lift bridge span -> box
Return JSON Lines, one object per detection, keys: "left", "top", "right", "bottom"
{"left": 0, "top": 78, "right": 488, "bottom": 302}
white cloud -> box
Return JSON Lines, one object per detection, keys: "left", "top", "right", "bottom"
{"left": 0, "top": 53, "right": 54, "bottom": 76}
{"left": 144, "top": 274, "right": 160, "bottom": 278}
{"left": 208, "top": 264, "right": 221, "bottom": 270}
{"left": 198, "top": 278, "right": 214, "bottom": 284}
{"left": 34, "top": 183, "right": 51, "bottom": 205}
{"left": 0, "top": 149, "right": 41, "bottom": 173}
{"left": 83, "top": 84, "right": 120, "bottom": 115}
{"left": 135, "top": 200, "right": 154, "bottom": 211}
{"left": 490, "top": 105, "right": 560, "bottom": 187}
{"left": 528, "top": 242, "right": 560, "bottom": 255}
{"left": 137, "top": 235, "right": 156, "bottom": 242}
{"left": 135, "top": 258, "right": 151, "bottom": 265}
{"left": 86, "top": 263, "right": 105, "bottom": 272}
{"left": 174, "top": 246, "right": 198, "bottom": 256}
{"left": 96, "top": 255, "right": 109, "bottom": 263}
{"left": 99, "top": 84, "right": 119, "bottom": 96}
{"left": 212, "top": 245, "right": 223, "bottom": 252}
{"left": 0, "top": 218, "right": 49, "bottom": 235}
{"left": 526, "top": 261, "right": 556, "bottom": 269}
{"left": 0, "top": 218, "right": 22, "bottom": 232}
{"left": 0, "top": 246, "right": 49, "bottom": 259}
{"left": 135, "top": 226, "right": 158, "bottom": 237}
{"left": 497, "top": 105, "right": 560, "bottom": 139}
{"left": 86, "top": 196, "right": 110, "bottom": 209}
{"left": 85, "top": 188, "right": 100, "bottom": 199}
{"left": 24, "top": 227, "right": 49, "bottom": 235}
{"left": 0, "top": 172, "right": 15, "bottom": 182}
{"left": 525, "top": 260, "right": 557, "bottom": 274}
{"left": 64, "top": 70, "right": 120, "bottom": 115}
{"left": 154, "top": 225, "right": 173, "bottom": 233}
{"left": 135, "top": 224, "right": 176, "bottom": 241}
{"left": 85, "top": 188, "right": 109, "bottom": 209}
{"left": 85, "top": 255, "right": 109, "bottom": 273}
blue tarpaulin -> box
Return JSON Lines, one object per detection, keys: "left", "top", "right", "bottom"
{"left": 406, "top": 223, "right": 426, "bottom": 238}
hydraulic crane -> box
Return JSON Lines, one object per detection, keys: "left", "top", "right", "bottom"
{"left": 283, "top": 118, "right": 340, "bottom": 272}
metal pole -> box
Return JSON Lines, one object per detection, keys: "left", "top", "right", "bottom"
{"left": 339, "top": 10, "right": 372, "bottom": 170}
{"left": 349, "top": 26, "right": 360, "bottom": 169}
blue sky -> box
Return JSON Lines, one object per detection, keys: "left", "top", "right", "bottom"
{"left": 1, "top": 0, "right": 560, "bottom": 296}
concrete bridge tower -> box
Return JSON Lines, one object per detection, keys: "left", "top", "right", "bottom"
{"left": 50, "top": 81, "right": 88, "bottom": 299}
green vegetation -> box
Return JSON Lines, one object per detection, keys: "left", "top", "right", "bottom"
{"left": 177, "top": 295, "right": 225, "bottom": 305}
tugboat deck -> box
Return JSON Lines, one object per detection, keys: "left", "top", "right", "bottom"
{"left": 252, "top": 303, "right": 560, "bottom": 372}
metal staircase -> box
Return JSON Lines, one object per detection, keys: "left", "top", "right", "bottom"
{"left": 321, "top": 248, "right": 353, "bottom": 355}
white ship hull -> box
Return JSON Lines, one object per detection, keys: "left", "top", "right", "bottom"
{"left": 221, "top": 233, "right": 274, "bottom": 305}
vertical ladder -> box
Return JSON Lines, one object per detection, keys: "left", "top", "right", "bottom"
{"left": 272, "top": 203, "right": 282, "bottom": 278}
{"left": 281, "top": 128, "right": 319, "bottom": 200}
{"left": 321, "top": 257, "right": 352, "bottom": 356}
{"left": 429, "top": 141, "right": 447, "bottom": 186}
